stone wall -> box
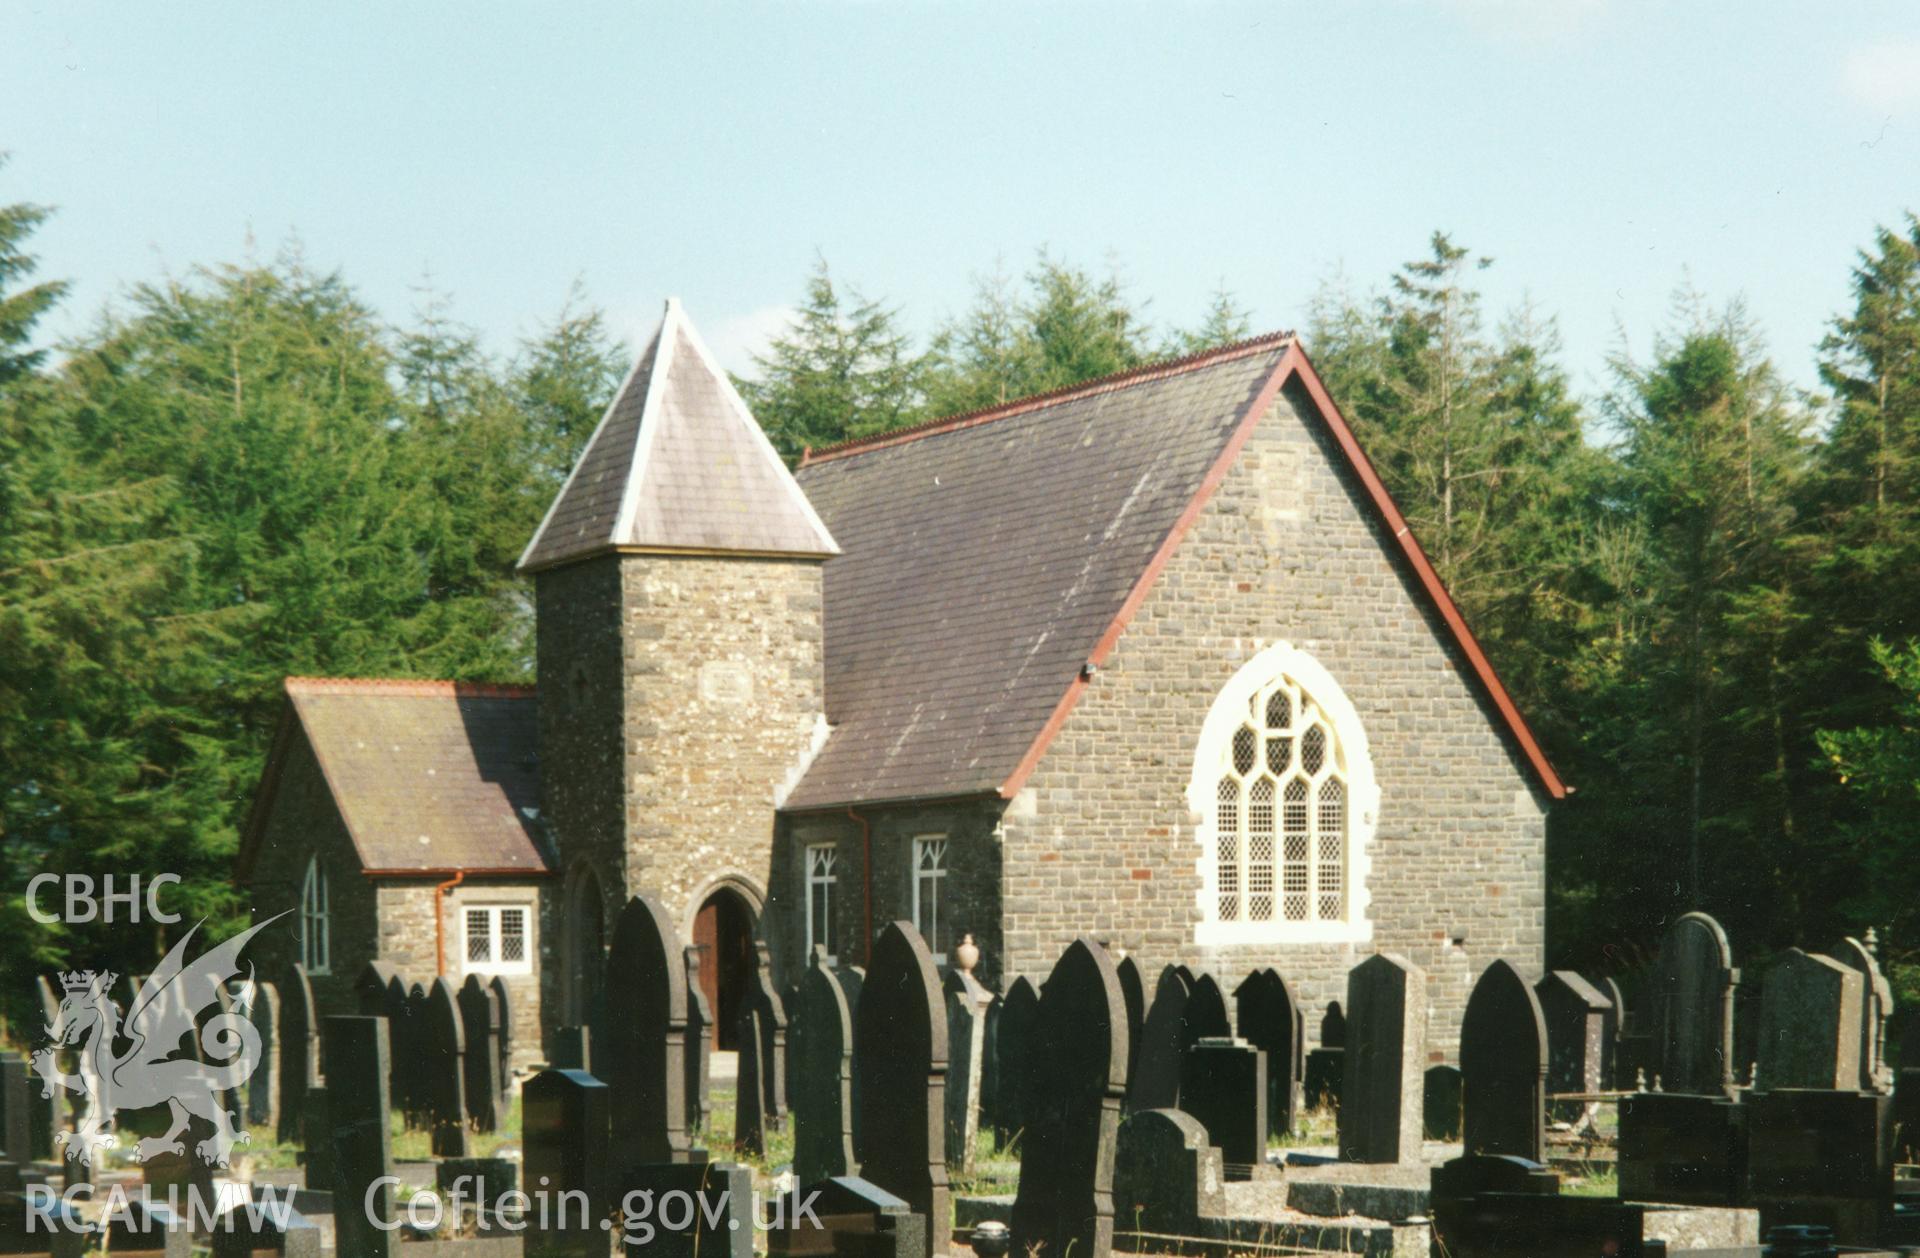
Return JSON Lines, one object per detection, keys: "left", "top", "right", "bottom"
{"left": 372, "top": 878, "right": 548, "bottom": 1070}
{"left": 997, "top": 378, "right": 1550, "bottom": 1057}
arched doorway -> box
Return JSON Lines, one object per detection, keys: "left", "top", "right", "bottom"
{"left": 693, "top": 886, "right": 756, "bottom": 1051}
{"left": 566, "top": 866, "right": 606, "bottom": 1027}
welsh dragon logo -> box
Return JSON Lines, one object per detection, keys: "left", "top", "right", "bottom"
{"left": 31, "top": 912, "right": 287, "bottom": 1169}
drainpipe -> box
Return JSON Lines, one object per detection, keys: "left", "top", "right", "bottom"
{"left": 434, "top": 870, "right": 466, "bottom": 977}
{"left": 847, "top": 807, "right": 873, "bottom": 966}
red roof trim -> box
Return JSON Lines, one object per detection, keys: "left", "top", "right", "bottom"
{"left": 799, "top": 331, "right": 1296, "bottom": 467}
{"left": 284, "top": 676, "right": 535, "bottom": 699}
{"left": 997, "top": 343, "right": 1567, "bottom": 803}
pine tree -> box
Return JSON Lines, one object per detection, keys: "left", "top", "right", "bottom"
{"left": 1167, "top": 284, "right": 1254, "bottom": 356}
{"left": 517, "top": 281, "right": 626, "bottom": 486}
{"left": 738, "top": 257, "right": 926, "bottom": 462}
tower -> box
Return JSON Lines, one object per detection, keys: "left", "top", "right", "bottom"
{"left": 520, "top": 298, "right": 837, "bottom": 1026}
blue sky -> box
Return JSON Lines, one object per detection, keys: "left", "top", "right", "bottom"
{"left": 7, "top": 2, "right": 1919, "bottom": 400}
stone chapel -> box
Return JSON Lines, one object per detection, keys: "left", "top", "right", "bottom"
{"left": 238, "top": 296, "right": 1563, "bottom": 1057}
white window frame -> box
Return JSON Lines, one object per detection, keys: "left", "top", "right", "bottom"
{"left": 462, "top": 903, "right": 533, "bottom": 976}
{"left": 805, "top": 844, "right": 838, "bottom": 964}
{"left": 1190, "top": 641, "right": 1378, "bottom": 946}
{"left": 300, "top": 855, "right": 331, "bottom": 975}
{"left": 911, "top": 835, "right": 948, "bottom": 958}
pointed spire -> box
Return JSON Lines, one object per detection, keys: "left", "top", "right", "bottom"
{"left": 518, "top": 298, "right": 838, "bottom": 573}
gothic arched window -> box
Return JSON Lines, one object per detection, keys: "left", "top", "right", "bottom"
{"left": 301, "top": 855, "right": 331, "bottom": 974}
{"left": 1191, "top": 643, "right": 1378, "bottom": 945}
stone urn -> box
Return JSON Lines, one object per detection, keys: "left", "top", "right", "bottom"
{"left": 954, "top": 933, "right": 981, "bottom": 974}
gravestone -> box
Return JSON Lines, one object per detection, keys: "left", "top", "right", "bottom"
{"left": 1755, "top": 949, "right": 1863, "bottom": 1091}
{"left": 459, "top": 974, "right": 501, "bottom": 1132}
{"left": 736, "top": 1000, "right": 772, "bottom": 1156}
{"left": 1304, "top": 1000, "right": 1346, "bottom": 1111}
{"left": 1186, "top": 973, "right": 1231, "bottom": 1042}
{"left": 524, "top": 1068, "right": 613, "bottom": 1258}
{"left": 792, "top": 948, "right": 859, "bottom": 1185}
{"left": 683, "top": 946, "right": 712, "bottom": 1135}
{"left": 626, "top": 1161, "right": 754, "bottom": 1258}
{"left": 1746, "top": 1090, "right": 1895, "bottom": 1245}
{"left": 991, "top": 976, "right": 1039, "bottom": 1147}
{"left": 739, "top": 942, "right": 789, "bottom": 1135}
{"left": 1233, "top": 968, "right": 1304, "bottom": 1136}
{"left": 553, "top": 1026, "right": 592, "bottom": 1072}
{"left": 1598, "top": 975, "right": 1627, "bottom": 1089}
{"left": 380, "top": 976, "right": 412, "bottom": 1122}
{"left": 1113, "top": 1108, "right": 1227, "bottom": 1239}
{"left": 1130, "top": 965, "right": 1193, "bottom": 1111}
{"left": 354, "top": 961, "right": 395, "bottom": 1015}
{"left": 406, "top": 982, "right": 429, "bottom": 1121}
{"left": 1337, "top": 953, "right": 1427, "bottom": 1164}
{"left": 1010, "top": 937, "right": 1129, "bottom": 1258}
{"left": 767, "top": 1175, "right": 927, "bottom": 1258}
{"left": 490, "top": 975, "right": 513, "bottom": 1100}
{"left": 1618, "top": 1090, "right": 1749, "bottom": 1205}
{"left": 1424, "top": 1064, "right": 1463, "bottom": 1141}
{"left": 209, "top": 1204, "right": 324, "bottom": 1257}
{"left": 1828, "top": 936, "right": 1894, "bottom": 1093}
{"left": 1114, "top": 954, "right": 1146, "bottom": 1098}
{"left": 277, "top": 964, "right": 318, "bottom": 1142}
{"left": 324, "top": 1015, "right": 397, "bottom": 1258}
{"left": 247, "top": 980, "right": 280, "bottom": 1131}
{"left": 604, "top": 893, "right": 693, "bottom": 1169}
{"left": 1650, "top": 911, "right": 1740, "bottom": 1098}
{"left": 855, "top": 921, "right": 949, "bottom": 1258}
{"left": 1, "top": 1053, "right": 31, "bottom": 1163}
{"left": 1537, "top": 971, "right": 1610, "bottom": 1114}
{"left": 943, "top": 966, "right": 991, "bottom": 1171}
{"left": 424, "top": 977, "right": 470, "bottom": 1156}
{"left": 1460, "top": 959, "right": 1548, "bottom": 1161}
{"left": 300, "top": 1085, "right": 332, "bottom": 1196}
{"left": 1179, "top": 1037, "right": 1265, "bottom": 1179}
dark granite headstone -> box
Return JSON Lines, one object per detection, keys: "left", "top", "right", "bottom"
{"left": 1179, "top": 1036, "right": 1265, "bottom": 1179}
{"left": 623, "top": 1161, "right": 754, "bottom": 1258}
{"left": 604, "top": 893, "right": 693, "bottom": 1169}
{"left": 524, "top": 1068, "right": 613, "bottom": 1258}
{"left": 683, "top": 946, "right": 712, "bottom": 1135}
{"left": 1338, "top": 953, "right": 1426, "bottom": 1164}
{"left": 1322, "top": 1000, "right": 1347, "bottom": 1048}
{"left": 490, "top": 975, "right": 512, "bottom": 1104}
{"left": 1650, "top": 911, "right": 1740, "bottom": 1097}
{"left": 1186, "top": 973, "right": 1231, "bottom": 1043}
{"left": 736, "top": 998, "right": 772, "bottom": 1156}
{"left": 1233, "top": 968, "right": 1303, "bottom": 1136}
{"left": 1537, "top": 971, "right": 1611, "bottom": 1114}
{"left": 1756, "top": 949, "right": 1862, "bottom": 1091}
{"left": 101, "top": 1198, "right": 192, "bottom": 1258}
{"left": 1304, "top": 1000, "right": 1346, "bottom": 1111}
{"left": 553, "top": 1025, "right": 592, "bottom": 1072}
{"left": 1599, "top": 975, "right": 1627, "bottom": 1089}
{"left": 1828, "top": 937, "right": 1894, "bottom": 1093}
{"left": 1460, "top": 959, "right": 1547, "bottom": 1161}
{"left": 855, "top": 921, "right": 949, "bottom": 1258}
{"left": 323, "top": 1015, "right": 397, "bottom": 1258}
{"left": 354, "top": 961, "right": 396, "bottom": 1015}
{"left": 767, "top": 1174, "right": 927, "bottom": 1258}
{"left": 277, "top": 963, "right": 318, "bottom": 1143}
{"left": 0, "top": 1054, "right": 29, "bottom": 1163}
{"left": 1746, "top": 1090, "right": 1894, "bottom": 1246}
{"left": 380, "top": 975, "right": 413, "bottom": 1122}
{"left": 1129, "top": 965, "right": 1193, "bottom": 1111}
{"left": 990, "top": 977, "right": 1038, "bottom": 1147}
{"left": 424, "top": 977, "right": 470, "bottom": 1156}
{"left": 793, "top": 949, "right": 860, "bottom": 1186}
{"left": 1114, "top": 954, "right": 1146, "bottom": 1098}
{"left": 1113, "top": 1108, "right": 1227, "bottom": 1240}
{"left": 1011, "top": 937, "right": 1128, "bottom": 1258}
{"left": 943, "top": 967, "right": 991, "bottom": 1171}
{"left": 741, "top": 942, "right": 789, "bottom": 1132}
{"left": 459, "top": 974, "right": 501, "bottom": 1132}
{"left": 247, "top": 980, "right": 280, "bottom": 1130}
{"left": 299, "top": 1084, "right": 332, "bottom": 1196}
{"left": 209, "top": 1203, "right": 324, "bottom": 1257}
{"left": 1618, "top": 1091, "right": 1748, "bottom": 1205}
{"left": 1424, "top": 1064, "right": 1463, "bottom": 1141}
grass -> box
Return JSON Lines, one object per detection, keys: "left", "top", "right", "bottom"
{"left": 1269, "top": 1104, "right": 1339, "bottom": 1150}
{"left": 1562, "top": 1164, "right": 1618, "bottom": 1197}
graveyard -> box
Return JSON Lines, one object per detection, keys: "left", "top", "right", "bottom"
{"left": 6, "top": 899, "right": 1920, "bottom": 1257}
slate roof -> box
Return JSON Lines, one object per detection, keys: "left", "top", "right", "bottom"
{"left": 518, "top": 298, "right": 838, "bottom": 572}
{"left": 784, "top": 337, "right": 1298, "bottom": 809}
{"left": 785, "top": 334, "right": 1567, "bottom": 809}
{"left": 239, "top": 678, "right": 551, "bottom": 877}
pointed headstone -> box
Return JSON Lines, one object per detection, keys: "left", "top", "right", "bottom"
{"left": 605, "top": 894, "right": 693, "bottom": 1169}
{"left": 1338, "top": 954, "right": 1427, "bottom": 1164}
{"left": 459, "top": 975, "right": 501, "bottom": 1132}
{"left": 247, "top": 981, "right": 280, "bottom": 1131}
{"left": 518, "top": 298, "right": 840, "bottom": 574}
{"left": 1185, "top": 973, "right": 1231, "bottom": 1043}
{"left": 423, "top": 978, "right": 469, "bottom": 1156}
{"left": 1828, "top": 937, "right": 1893, "bottom": 1093}
{"left": 1011, "top": 938, "right": 1129, "bottom": 1258}
{"left": 355, "top": 962, "right": 397, "bottom": 1017}
{"left": 1599, "top": 975, "right": 1628, "bottom": 1089}
{"left": 277, "top": 964, "right": 318, "bottom": 1143}
{"left": 1650, "top": 912, "right": 1740, "bottom": 1098}
{"left": 1460, "top": 960, "right": 1547, "bottom": 1161}
{"left": 1113, "top": 955, "right": 1146, "bottom": 1096}
{"left": 683, "top": 946, "right": 712, "bottom": 1135}
{"left": 855, "top": 922, "right": 949, "bottom": 1258}
{"left": 1304, "top": 1000, "right": 1346, "bottom": 1111}
{"left": 1233, "top": 968, "right": 1304, "bottom": 1136}
{"left": 1756, "top": 949, "right": 1863, "bottom": 1091}
{"left": 991, "top": 977, "right": 1039, "bottom": 1147}
{"left": 489, "top": 976, "right": 513, "bottom": 1102}
{"left": 792, "top": 948, "right": 859, "bottom": 1185}
{"left": 1130, "top": 966, "right": 1194, "bottom": 1111}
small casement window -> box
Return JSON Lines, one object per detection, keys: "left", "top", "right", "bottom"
{"left": 463, "top": 905, "right": 532, "bottom": 976}
{"left": 300, "top": 856, "right": 330, "bottom": 975}
{"left": 912, "top": 835, "right": 948, "bottom": 956}
{"left": 1192, "top": 642, "right": 1378, "bottom": 946}
{"left": 806, "top": 844, "right": 838, "bottom": 963}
